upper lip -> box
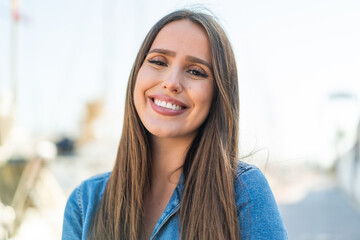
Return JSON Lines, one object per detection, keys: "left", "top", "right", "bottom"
{"left": 148, "top": 94, "right": 188, "bottom": 108}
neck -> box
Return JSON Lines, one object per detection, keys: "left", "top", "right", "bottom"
{"left": 149, "top": 134, "right": 194, "bottom": 189}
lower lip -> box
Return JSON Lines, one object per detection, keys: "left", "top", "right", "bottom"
{"left": 149, "top": 98, "right": 187, "bottom": 116}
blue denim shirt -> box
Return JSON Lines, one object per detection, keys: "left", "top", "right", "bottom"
{"left": 62, "top": 162, "right": 287, "bottom": 239}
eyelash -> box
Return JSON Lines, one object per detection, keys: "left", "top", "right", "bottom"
{"left": 148, "top": 59, "right": 167, "bottom": 66}
{"left": 147, "top": 59, "right": 209, "bottom": 78}
{"left": 187, "top": 69, "right": 208, "bottom": 78}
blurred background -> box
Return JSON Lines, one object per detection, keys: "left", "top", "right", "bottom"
{"left": 1, "top": 0, "right": 360, "bottom": 239}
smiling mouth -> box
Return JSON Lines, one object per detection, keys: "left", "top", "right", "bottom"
{"left": 151, "top": 98, "right": 185, "bottom": 111}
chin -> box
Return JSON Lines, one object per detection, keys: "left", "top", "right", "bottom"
{"left": 148, "top": 128, "right": 197, "bottom": 140}
{"left": 148, "top": 130, "right": 180, "bottom": 138}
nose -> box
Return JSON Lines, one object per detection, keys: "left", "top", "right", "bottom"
{"left": 161, "top": 68, "right": 183, "bottom": 93}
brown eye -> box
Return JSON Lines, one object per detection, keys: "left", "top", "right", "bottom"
{"left": 148, "top": 59, "right": 167, "bottom": 66}
{"left": 147, "top": 55, "right": 168, "bottom": 67}
{"left": 187, "top": 68, "right": 208, "bottom": 78}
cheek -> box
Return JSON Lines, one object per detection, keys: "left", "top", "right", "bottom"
{"left": 197, "top": 82, "right": 214, "bottom": 109}
{"left": 188, "top": 81, "right": 214, "bottom": 123}
{"left": 133, "top": 79, "right": 141, "bottom": 105}
{"left": 134, "top": 65, "right": 159, "bottom": 93}
{"left": 133, "top": 74, "right": 146, "bottom": 114}
{"left": 134, "top": 67, "right": 150, "bottom": 105}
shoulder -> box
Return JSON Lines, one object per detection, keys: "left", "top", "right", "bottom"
{"left": 235, "top": 161, "right": 272, "bottom": 196}
{"left": 234, "top": 161, "right": 275, "bottom": 212}
{"left": 235, "top": 161, "right": 257, "bottom": 177}
{"left": 234, "top": 161, "right": 287, "bottom": 239}
{"left": 78, "top": 171, "right": 111, "bottom": 196}
{"left": 62, "top": 172, "right": 111, "bottom": 240}
{"left": 73, "top": 172, "right": 111, "bottom": 209}
{"left": 70, "top": 171, "right": 111, "bottom": 214}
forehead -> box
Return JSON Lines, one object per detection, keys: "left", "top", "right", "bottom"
{"left": 150, "top": 19, "right": 212, "bottom": 62}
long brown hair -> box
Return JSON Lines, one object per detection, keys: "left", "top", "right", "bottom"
{"left": 89, "top": 9, "right": 240, "bottom": 240}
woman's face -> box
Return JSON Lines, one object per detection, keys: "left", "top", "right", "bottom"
{"left": 134, "top": 19, "right": 214, "bottom": 140}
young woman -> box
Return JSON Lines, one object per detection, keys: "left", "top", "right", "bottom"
{"left": 62, "top": 9, "right": 287, "bottom": 240}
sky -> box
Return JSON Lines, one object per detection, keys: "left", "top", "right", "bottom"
{"left": 1, "top": 0, "right": 360, "bottom": 167}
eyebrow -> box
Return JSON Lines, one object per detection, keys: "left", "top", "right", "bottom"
{"left": 147, "top": 48, "right": 212, "bottom": 70}
{"left": 148, "top": 48, "right": 176, "bottom": 57}
{"left": 185, "top": 56, "right": 212, "bottom": 70}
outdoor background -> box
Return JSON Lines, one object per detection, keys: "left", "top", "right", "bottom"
{"left": 1, "top": 0, "right": 360, "bottom": 239}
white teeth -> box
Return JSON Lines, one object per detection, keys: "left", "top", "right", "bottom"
{"left": 153, "top": 98, "right": 182, "bottom": 110}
